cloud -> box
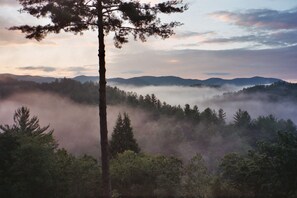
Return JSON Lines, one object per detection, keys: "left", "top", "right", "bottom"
{"left": 62, "top": 65, "right": 97, "bottom": 76}
{"left": 204, "top": 35, "right": 259, "bottom": 44}
{"left": 122, "top": 70, "right": 144, "bottom": 75}
{"left": 66, "top": 66, "right": 90, "bottom": 72}
{"left": 15, "top": 64, "right": 98, "bottom": 77}
{"left": 18, "top": 66, "right": 56, "bottom": 72}
{"left": 0, "top": 0, "right": 19, "bottom": 6}
{"left": 211, "top": 8, "right": 297, "bottom": 30}
{"left": 203, "top": 30, "right": 297, "bottom": 47}
{"left": 175, "top": 31, "right": 215, "bottom": 39}
{"left": 204, "top": 72, "right": 230, "bottom": 76}
{"left": 208, "top": 7, "right": 297, "bottom": 48}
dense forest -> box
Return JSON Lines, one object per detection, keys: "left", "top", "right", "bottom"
{"left": 1, "top": 78, "right": 297, "bottom": 197}
{"left": 217, "top": 81, "right": 297, "bottom": 102}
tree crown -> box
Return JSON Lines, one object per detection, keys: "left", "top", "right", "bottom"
{"left": 11, "top": 0, "right": 187, "bottom": 47}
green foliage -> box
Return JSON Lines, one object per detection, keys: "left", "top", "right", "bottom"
{"left": 109, "top": 113, "right": 140, "bottom": 158}
{"left": 1, "top": 105, "right": 297, "bottom": 198}
{"left": 218, "top": 109, "right": 226, "bottom": 125}
{"left": 0, "top": 107, "right": 57, "bottom": 198}
{"left": 0, "top": 107, "right": 101, "bottom": 198}
{"left": 110, "top": 150, "right": 182, "bottom": 198}
{"left": 200, "top": 108, "right": 219, "bottom": 125}
{"left": 233, "top": 109, "right": 251, "bottom": 128}
{"left": 184, "top": 104, "right": 200, "bottom": 122}
{"left": 1, "top": 79, "right": 296, "bottom": 156}
{"left": 182, "top": 154, "right": 212, "bottom": 198}
{"left": 242, "top": 81, "right": 297, "bottom": 101}
{"left": 54, "top": 150, "right": 101, "bottom": 198}
{"left": 219, "top": 132, "right": 297, "bottom": 198}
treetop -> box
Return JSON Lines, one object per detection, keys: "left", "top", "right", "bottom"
{"left": 10, "top": 0, "right": 187, "bottom": 47}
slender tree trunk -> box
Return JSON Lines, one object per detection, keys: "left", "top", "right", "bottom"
{"left": 97, "top": 0, "right": 111, "bottom": 197}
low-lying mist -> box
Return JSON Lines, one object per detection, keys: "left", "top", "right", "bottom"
{"left": 0, "top": 92, "right": 246, "bottom": 166}
{"left": 112, "top": 84, "right": 297, "bottom": 123}
{"left": 206, "top": 95, "right": 297, "bottom": 124}
{"left": 1, "top": 84, "right": 296, "bottom": 167}
{"left": 110, "top": 84, "right": 245, "bottom": 107}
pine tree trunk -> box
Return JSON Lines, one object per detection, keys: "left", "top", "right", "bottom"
{"left": 97, "top": 0, "right": 111, "bottom": 197}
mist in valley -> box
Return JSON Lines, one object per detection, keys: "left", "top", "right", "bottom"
{"left": 1, "top": 82, "right": 295, "bottom": 170}
{"left": 110, "top": 84, "right": 297, "bottom": 124}
{"left": 0, "top": 91, "right": 249, "bottom": 167}
{"left": 110, "top": 84, "right": 245, "bottom": 107}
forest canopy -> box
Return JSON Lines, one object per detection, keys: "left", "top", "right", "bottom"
{"left": 0, "top": 79, "right": 297, "bottom": 198}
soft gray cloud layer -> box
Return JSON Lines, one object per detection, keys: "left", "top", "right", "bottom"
{"left": 203, "top": 31, "right": 297, "bottom": 47}
{"left": 0, "top": 0, "right": 18, "bottom": 6}
{"left": 19, "top": 66, "right": 56, "bottom": 72}
{"left": 204, "top": 72, "right": 230, "bottom": 76}
{"left": 175, "top": 31, "right": 215, "bottom": 39}
{"left": 208, "top": 7, "right": 297, "bottom": 48}
{"left": 122, "top": 70, "right": 144, "bottom": 75}
{"left": 211, "top": 8, "right": 297, "bottom": 30}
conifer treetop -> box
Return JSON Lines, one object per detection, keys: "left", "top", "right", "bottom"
{"left": 10, "top": 0, "right": 187, "bottom": 47}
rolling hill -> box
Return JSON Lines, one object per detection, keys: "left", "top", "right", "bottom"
{"left": 0, "top": 74, "right": 282, "bottom": 87}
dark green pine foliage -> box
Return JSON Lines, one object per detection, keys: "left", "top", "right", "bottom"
{"left": 220, "top": 132, "right": 297, "bottom": 198}
{"left": 0, "top": 107, "right": 103, "bottom": 198}
{"left": 110, "top": 113, "right": 140, "bottom": 158}
{"left": 0, "top": 107, "right": 57, "bottom": 198}
{"left": 218, "top": 108, "right": 226, "bottom": 125}
{"left": 233, "top": 109, "right": 251, "bottom": 128}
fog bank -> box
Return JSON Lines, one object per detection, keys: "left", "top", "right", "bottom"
{"left": 0, "top": 92, "right": 246, "bottom": 164}
{"left": 112, "top": 84, "right": 297, "bottom": 124}
{"left": 0, "top": 87, "right": 296, "bottom": 165}
{"left": 111, "top": 84, "right": 244, "bottom": 107}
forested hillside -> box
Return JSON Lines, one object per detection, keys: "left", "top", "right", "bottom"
{"left": 1, "top": 78, "right": 297, "bottom": 197}
{"left": 218, "top": 81, "right": 297, "bottom": 102}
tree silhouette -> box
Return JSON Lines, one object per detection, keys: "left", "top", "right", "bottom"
{"left": 0, "top": 107, "right": 54, "bottom": 138}
{"left": 109, "top": 113, "right": 140, "bottom": 158}
{"left": 233, "top": 109, "right": 251, "bottom": 128}
{"left": 10, "top": 0, "right": 187, "bottom": 197}
{"left": 0, "top": 107, "right": 57, "bottom": 198}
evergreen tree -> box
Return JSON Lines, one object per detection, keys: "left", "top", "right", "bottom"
{"left": 110, "top": 113, "right": 140, "bottom": 158}
{"left": 0, "top": 107, "right": 102, "bottom": 198}
{"left": 233, "top": 109, "right": 251, "bottom": 128}
{"left": 0, "top": 107, "right": 57, "bottom": 198}
{"left": 10, "top": 1, "right": 187, "bottom": 196}
{"left": 0, "top": 106, "right": 55, "bottom": 147}
{"left": 218, "top": 108, "right": 226, "bottom": 125}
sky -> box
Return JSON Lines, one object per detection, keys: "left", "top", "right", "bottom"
{"left": 0, "top": 0, "right": 297, "bottom": 81}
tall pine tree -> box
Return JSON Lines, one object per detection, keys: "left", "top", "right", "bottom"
{"left": 110, "top": 113, "right": 140, "bottom": 158}
{"left": 10, "top": 1, "right": 187, "bottom": 196}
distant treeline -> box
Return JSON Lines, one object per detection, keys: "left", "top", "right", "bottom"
{"left": 220, "top": 81, "right": 297, "bottom": 102}
{"left": 1, "top": 78, "right": 297, "bottom": 119}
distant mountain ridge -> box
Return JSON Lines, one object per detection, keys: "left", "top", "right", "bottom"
{"left": 107, "top": 76, "right": 282, "bottom": 86}
{"left": 0, "top": 74, "right": 282, "bottom": 86}
{"left": 108, "top": 76, "right": 198, "bottom": 86}
{"left": 0, "top": 73, "right": 56, "bottom": 83}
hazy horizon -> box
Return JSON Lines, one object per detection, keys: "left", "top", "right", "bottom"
{"left": 0, "top": 72, "right": 286, "bottom": 82}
